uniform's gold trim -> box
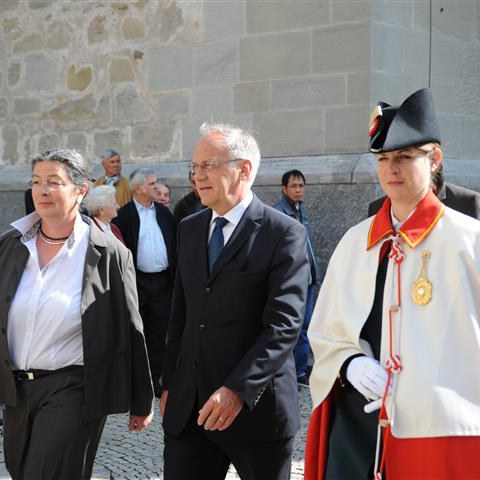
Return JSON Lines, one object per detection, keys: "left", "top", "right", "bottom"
{"left": 412, "top": 250, "right": 432, "bottom": 306}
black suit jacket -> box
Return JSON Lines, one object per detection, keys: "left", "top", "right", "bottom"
{"left": 0, "top": 217, "right": 153, "bottom": 421}
{"left": 163, "top": 196, "right": 310, "bottom": 442}
{"left": 368, "top": 182, "right": 480, "bottom": 219}
{"left": 113, "top": 200, "right": 177, "bottom": 284}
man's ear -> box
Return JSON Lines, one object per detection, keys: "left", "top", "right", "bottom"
{"left": 240, "top": 160, "right": 252, "bottom": 180}
{"left": 281, "top": 185, "right": 287, "bottom": 195}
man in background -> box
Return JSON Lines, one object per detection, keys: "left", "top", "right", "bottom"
{"left": 274, "top": 169, "right": 319, "bottom": 387}
{"left": 113, "top": 168, "right": 176, "bottom": 397}
{"left": 94, "top": 149, "right": 132, "bottom": 207}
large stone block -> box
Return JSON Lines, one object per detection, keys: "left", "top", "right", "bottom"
{"left": 38, "top": 133, "right": 60, "bottom": 153}
{"left": 246, "top": 1, "right": 329, "bottom": 34}
{"left": 29, "top": 1, "right": 52, "bottom": 9}
{"left": 110, "top": 58, "right": 135, "bottom": 84}
{"left": 204, "top": 1, "right": 245, "bottom": 42}
{"left": 66, "top": 133, "right": 88, "bottom": 155}
{"left": 122, "top": 17, "right": 146, "bottom": 40}
{"left": 67, "top": 65, "right": 93, "bottom": 92}
{"left": 271, "top": 75, "right": 345, "bottom": 110}
{"left": 371, "top": 0, "right": 411, "bottom": 27}
{"left": 253, "top": 109, "right": 324, "bottom": 157}
{"left": 234, "top": 81, "right": 270, "bottom": 113}
{"left": 13, "top": 33, "right": 43, "bottom": 53}
{"left": 194, "top": 40, "right": 237, "bottom": 86}
{"left": 459, "top": 115, "right": 480, "bottom": 159}
{"left": 414, "top": 0, "right": 475, "bottom": 40}
{"left": 239, "top": 31, "right": 310, "bottom": 81}
{"left": 430, "top": 33, "right": 463, "bottom": 85}
{"left": 0, "top": 98, "right": 7, "bottom": 118}
{"left": 2, "top": 124, "right": 18, "bottom": 165}
{"left": 131, "top": 123, "right": 176, "bottom": 158}
{"left": 94, "top": 130, "right": 125, "bottom": 159}
{"left": 115, "top": 87, "right": 152, "bottom": 122}
{"left": 312, "top": 22, "right": 370, "bottom": 74}
{"left": 148, "top": 46, "right": 193, "bottom": 91}
{"left": 14, "top": 97, "right": 41, "bottom": 116}
{"left": 325, "top": 104, "right": 369, "bottom": 153}
{"left": 8, "top": 63, "right": 20, "bottom": 88}
{"left": 45, "top": 21, "right": 70, "bottom": 50}
{"left": 370, "top": 71, "right": 405, "bottom": 105}
{"left": 431, "top": 80, "right": 456, "bottom": 114}
{"left": 403, "top": 30, "right": 430, "bottom": 82}
{"left": 437, "top": 113, "right": 460, "bottom": 158}
{"left": 155, "top": 93, "right": 189, "bottom": 118}
{"left": 181, "top": 113, "right": 253, "bottom": 161}
{"left": 0, "top": 1, "right": 20, "bottom": 12}
{"left": 49, "top": 94, "right": 96, "bottom": 121}
{"left": 191, "top": 86, "right": 233, "bottom": 118}
{"left": 332, "top": 0, "right": 370, "bottom": 24}
{"left": 347, "top": 71, "right": 370, "bottom": 105}
{"left": 457, "top": 41, "right": 480, "bottom": 115}
{"left": 25, "top": 53, "right": 57, "bottom": 93}
{"left": 371, "top": 22, "right": 403, "bottom": 75}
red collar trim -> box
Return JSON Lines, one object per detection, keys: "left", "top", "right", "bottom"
{"left": 367, "top": 190, "right": 444, "bottom": 250}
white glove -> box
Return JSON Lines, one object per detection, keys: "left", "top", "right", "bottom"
{"left": 346, "top": 356, "right": 391, "bottom": 401}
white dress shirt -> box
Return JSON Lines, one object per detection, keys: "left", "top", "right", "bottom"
{"left": 8, "top": 213, "right": 89, "bottom": 370}
{"left": 208, "top": 191, "right": 254, "bottom": 245}
{"left": 134, "top": 198, "right": 169, "bottom": 273}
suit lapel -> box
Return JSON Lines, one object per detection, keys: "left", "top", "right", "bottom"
{"left": 208, "top": 197, "right": 263, "bottom": 283}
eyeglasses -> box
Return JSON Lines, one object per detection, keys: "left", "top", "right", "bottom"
{"left": 188, "top": 159, "right": 242, "bottom": 176}
{"left": 28, "top": 180, "right": 73, "bottom": 191}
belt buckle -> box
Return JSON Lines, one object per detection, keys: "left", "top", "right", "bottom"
{"left": 26, "top": 371, "right": 34, "bottom": 380}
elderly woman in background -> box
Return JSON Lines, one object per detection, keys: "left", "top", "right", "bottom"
{"left": 305, "top": 89, "right": 480, "bottom": 479}
{"left": 0, "top": 149, "right": 153, "bottom": 480}
{"left": 154, "top": 181, "right": 171, "bottom": 208}
{"left": 84, "top": 184, "right": 124, "bottom": 243}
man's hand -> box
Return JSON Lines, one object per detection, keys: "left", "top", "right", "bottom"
{"left": 197, "top": 386, "right": 243, "bottom": 431}
{"left": 128, "top": 412, "right": 154, "bottom": 432}
{"left": 159, "top": 390, "right": 168, "bottom": 417}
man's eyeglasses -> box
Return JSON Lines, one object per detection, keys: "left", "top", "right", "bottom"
{"left": 188, "top": 159, "right": 242, "bottom": 176}
{"left": 28, "top": 180, "right": 73, "bottom": 191}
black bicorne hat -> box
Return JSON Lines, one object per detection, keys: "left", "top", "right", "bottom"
{"left": 368, "top": 88, "right": 441, "bottom": 153}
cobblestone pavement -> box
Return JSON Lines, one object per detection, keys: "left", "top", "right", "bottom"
{"left": 0, "top": 386, "right": 312, "bottom": 480}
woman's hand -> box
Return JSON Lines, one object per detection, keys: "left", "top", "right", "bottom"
{"left": 346, "top": 356, "right": 391, "bottom": 401}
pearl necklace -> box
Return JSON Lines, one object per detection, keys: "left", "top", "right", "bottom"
{"left": 39, "top": 228, "right": 70, "bottom": 245}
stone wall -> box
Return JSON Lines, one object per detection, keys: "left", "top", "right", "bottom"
{"left": 0, "top": 0, "right": 372, "bottom": 167}
{"left": 371, "top": 0, "right": 480, "bottom": 159}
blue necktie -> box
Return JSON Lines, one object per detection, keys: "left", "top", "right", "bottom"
{"left": 208, "top": 217, "right": 228, "bottom": 272}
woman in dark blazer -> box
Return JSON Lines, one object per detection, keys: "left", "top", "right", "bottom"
{"left": 0, "top": 149, "right": 153, "bottom": 480}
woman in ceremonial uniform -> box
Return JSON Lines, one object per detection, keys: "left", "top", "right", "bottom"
{"left": 305, "top": 88, "right": 480, "bottom": 479}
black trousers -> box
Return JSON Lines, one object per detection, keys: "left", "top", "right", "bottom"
{"left": 3, "top": 367, "right": 106, "bottom": 480}
{"left": 164, "top": 405, "right": 294, "bottom": 480}
{"left": 136, "top": 269, "right": 172, "bottom": 396}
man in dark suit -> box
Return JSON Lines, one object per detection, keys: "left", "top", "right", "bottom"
{"left": 368, "top": 165, "right": 480, "bottom": 219}
{"left": 114, "top": 168, "right": 176, "bottom": 397}
{"left": 160, "top": 123, "right": 310, "bottom": 479}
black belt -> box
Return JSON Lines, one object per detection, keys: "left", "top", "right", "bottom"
{"left": 12, "top": 365, "right": 82, "bottom": 381}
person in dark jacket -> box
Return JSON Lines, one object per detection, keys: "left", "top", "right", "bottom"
{"left": 173, "top": 171, "right": 205, "bottom": 224}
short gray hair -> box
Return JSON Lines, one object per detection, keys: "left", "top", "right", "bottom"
{"left": 101, "top": 149, "right": 120, "bottom": 161}
{"left": 32, "top": 148, "right": 93, "bottom": 185}
{"left": 199, "top": 122, "right": 261, "bottom": 184}
{"left": 83, "top": 185, "right": 117, "bottom": 216}
{"left": 129, "top": 168, "right": 156, "bottom": 190}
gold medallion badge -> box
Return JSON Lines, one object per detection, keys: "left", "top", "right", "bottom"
{"left": 412, "top": 250, "right": 432, "bottom": 306}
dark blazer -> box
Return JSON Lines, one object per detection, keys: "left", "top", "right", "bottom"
{"left": 173, "top": 191, "right": 205, "bottom": 224}
{"left": 113, "top": 200, "right": 177, "bottom": 284}
{"left": 368, "top": 182, "right": 480, "bottom": 219}
{"left": 163, "top": 196, "right": 310, "bottom": 443}
{"left": 0, "top": 217, "right": 154, "bottom": 421}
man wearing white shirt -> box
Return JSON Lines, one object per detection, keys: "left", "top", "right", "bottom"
{"left": 113, "top": 169, "right": 176, "bottom": 397}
